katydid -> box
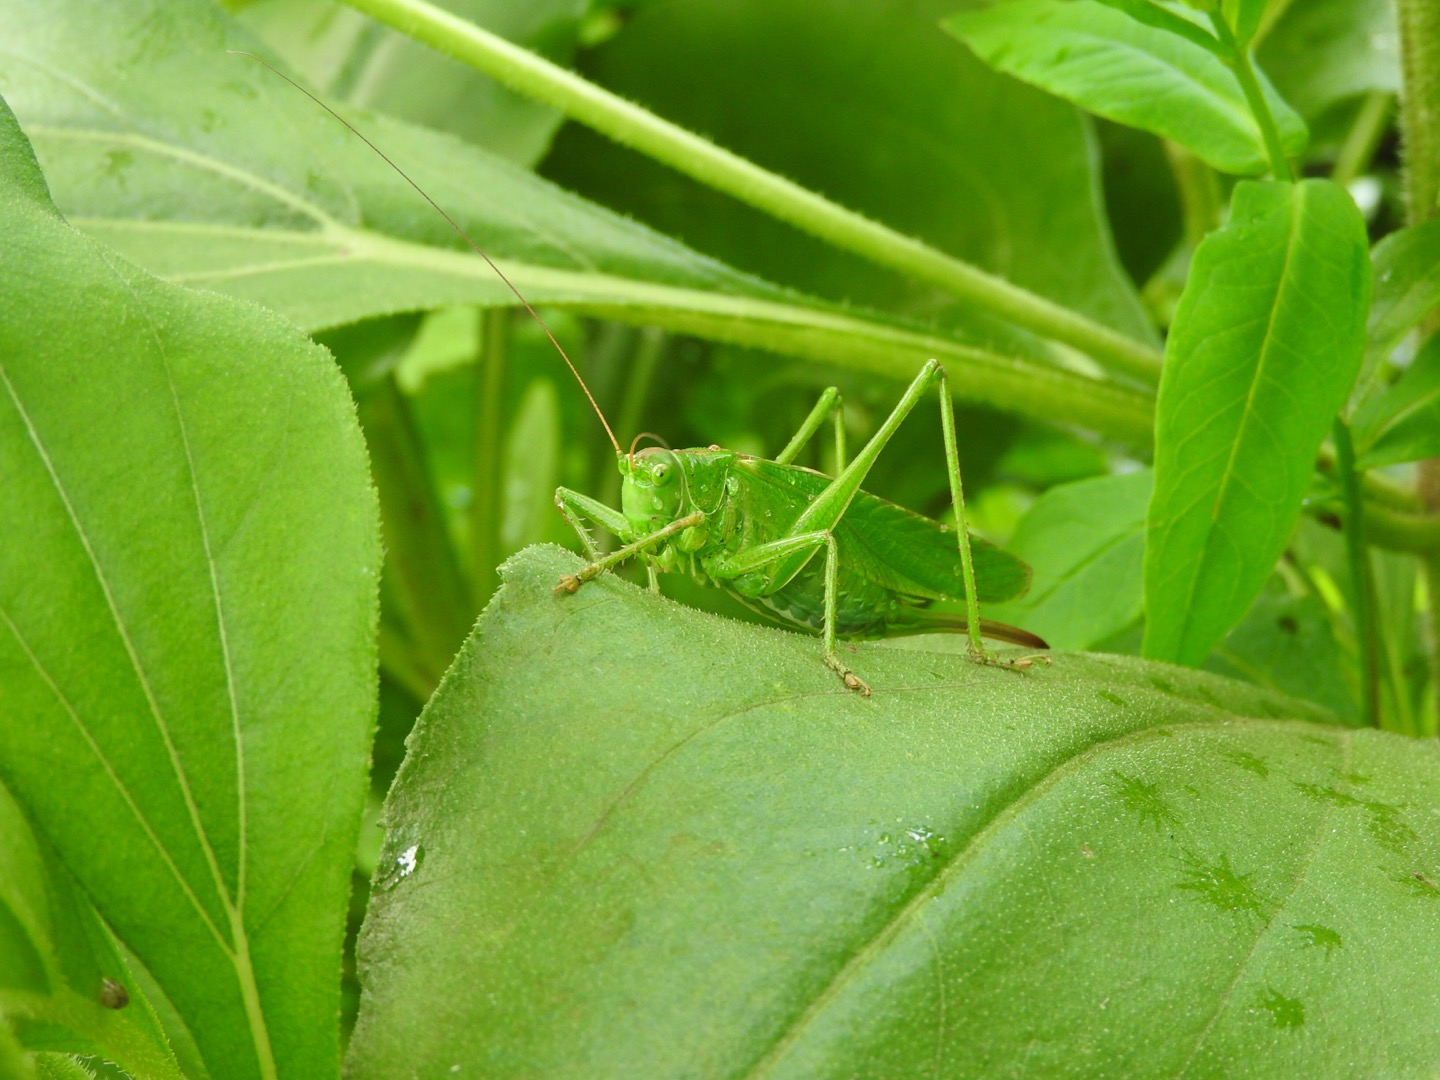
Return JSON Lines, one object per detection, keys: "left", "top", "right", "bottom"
{"left": 553, "top": 362, "right": 1047, "bottom": 696}
{"left": 251, "top": 53, "right": 1047, "bottom": 695}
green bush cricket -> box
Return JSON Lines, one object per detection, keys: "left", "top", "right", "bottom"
{"left": 254, "top": 54, "right": 1048, "bottom": 696}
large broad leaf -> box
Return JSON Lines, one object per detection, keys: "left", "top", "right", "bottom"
{"left": 944, "top": 0, "right": 1307, "bottom": 176}
{"left": 1144, "top": 180, "right": 1370, "bottom": 666}
{"left": 541, "top": 0, "right": 1154, "bottom": 344}
{"left": 348, "top": 545, "right": 1440, "bottom": 1077}
{"left": 0, "top": 96, "right": 378, "bottom": 1078}
{"left": 0, "top": 0, "right": 1151, "bottom": 443}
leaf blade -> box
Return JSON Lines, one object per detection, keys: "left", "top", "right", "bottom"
{"left": 943, "top": 0, "right": 1307, "bottom": 175}
{"left": 1143, "top": 179, "right": 1370, "bottom": 665}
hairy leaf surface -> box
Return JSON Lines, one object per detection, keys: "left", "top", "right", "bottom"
{"left": 349, "top": 545, "right": 1440, "bottom": 1078}
{"left": 0, "top": 97, "right": 378, "bottom": 1079}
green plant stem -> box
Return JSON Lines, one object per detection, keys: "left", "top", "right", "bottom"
{"left": 1333, "top": 92, "right": 1394, "bottom": 188}
{"left": 1211, "top": 15, "right": 1294, "bottom": 182}
{"left": 1163, "top": 141, "right": 1224, "bottom": 250}
{"left": 1333, "top": 419, "right": 1381, "bottom": 726}
{"left": 359, "top": 375, "right": 475, "bottom": 680}
{"left": 1397, "top": 0, "right": 1440, "bottom": 732}
{"left": 471, "top": 309, "right": 508, "bottom": 605}
{"left": 337, "top": 0, "right": 1163, "bottom": 385}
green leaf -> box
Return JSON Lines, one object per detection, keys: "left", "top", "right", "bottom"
{"left": 348, "top": 545, "right": 1440, "bottom": 1077}
{"left": 1353, "top": 331, "right": 1440, "bottom": 469}
{"left": 541, "top": 0, "right": 1154, "bottom": 343}
{"left": 1204, "top": 591, "right": 1359, "bottom": 723}
{"left": 1144, "top": 180, "right": 1370, "bottom": 665}
{"left": 234, "top": 0, "right": 588, "bottom": 166}
{"left": 0, "top": 95, "right": 378, "bottom": 1080}
{"left": 0, "top": 0, "right": 1150, "bottom": 442}
{"left": 0, "top": 783, "right": 183, "bottom": 1080}
{"left": 1222, "top": 0, "right": 1268, "bottom": 46}
{"left": 983, "top": 470, "right": 1151, "bottom": 649}
{"left": 1366, "top": 219, "right": 1440, "bottom": 371}
{"left": 943, "top": 0, "right": 1308, "bottom": 175}
{"left": 1257, "top": 0, "right": 1400, "bottom": 121}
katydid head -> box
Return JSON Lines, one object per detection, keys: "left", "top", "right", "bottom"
{"left": 620, "top": 447, "right": 688, "bottom": 536}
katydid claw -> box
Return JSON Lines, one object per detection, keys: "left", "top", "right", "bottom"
{"left": 554, "top": 574, "right": 582, "bottom": 595}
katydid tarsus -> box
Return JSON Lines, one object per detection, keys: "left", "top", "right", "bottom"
{"left": 251, "top": 53, "right": 1048, "bottom": 696}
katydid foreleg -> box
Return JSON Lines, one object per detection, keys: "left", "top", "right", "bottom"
{"left": 553, "top": 502, "right": 705, "bottom": 595}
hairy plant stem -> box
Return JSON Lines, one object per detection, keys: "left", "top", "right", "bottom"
{"left": 337, "top": 0, "right": 1163, "bottom": 384}
{"left": 1397, "top": 0, "right": 1440, "bottom": 732}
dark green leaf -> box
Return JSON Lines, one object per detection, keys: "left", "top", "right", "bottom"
{"left": 984, "top": 470, "right": 1151, "bottom": 649}
{"left": 349, "top": 545, "right": 1440, "bottom": 1077}
{"left": 1144, "top": 180, "right": 1370, "bottom": 665}
{"left": 1257, "top": 0, "right": 1400, "bottom": 121}
{"left": 542, "top": 0, "right": 1154, "bottom": 343}
{"left": 235, "top": 0, "right": 587, "bottom": 166}
{"left": 1354, "top": 331, "right": 1440, "bottom": 468}
{"left": 0, "top": 97, "right": 378, "bottom": 1078}
{"left": 943, "top": 0, "right": 1307, "bottom": 175}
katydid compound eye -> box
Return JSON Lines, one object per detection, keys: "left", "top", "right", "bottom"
{"left": 652, "top": 462, "right": 675, "bottom": 486}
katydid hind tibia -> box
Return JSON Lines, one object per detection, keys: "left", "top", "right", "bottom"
{"left": 252, "top": 53, "right": 1048, "bottom": 696}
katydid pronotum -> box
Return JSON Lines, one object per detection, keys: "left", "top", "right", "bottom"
{"left": 254, "top": 54, "right": 1048, "bottom": 697}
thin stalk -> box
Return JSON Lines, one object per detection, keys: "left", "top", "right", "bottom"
{"left": 1333, "top": 419, "right": 1381, "bottom": 726}
{"left": 1163, "top": 140, "right": 1224, "bottom": 250}
{"left": 1332, "top": 92, "right": 1394, "bottom": 188}
{"left": 471, "top": 309, "right": 509, "bottom": 604}
{"left": 359, "top": 375, "right": 475, "bottom": 679}
{"left": 337, "top": 0, "right": 1164, "bottom": 385}
{"left": 1396, "top": 0, "right": 1440, "bottom": 730}
{"left": 1211, "top": 15, "right": 1294, "bottom": 182}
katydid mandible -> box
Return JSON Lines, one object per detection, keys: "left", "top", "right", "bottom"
{"left": 253, "top": 53, "right": 1048, "bottom": 696}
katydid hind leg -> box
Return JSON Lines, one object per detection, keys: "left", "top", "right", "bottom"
{"left": 775, "top": 386, "right": 845, "bottom": 470}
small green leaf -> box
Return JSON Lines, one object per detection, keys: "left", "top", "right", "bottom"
{"left": 942, "top": 0, "right": 1307, "bottom": 175}
{"left": 1366, "top": 219, "right": 1440, "bottom": 370}
{"left": 1353, "top": 332, "right": 1440, "bottom": 468}
{"left": 1144, "top": 180, "right": 1370, "bottom": 666}
{"left": 1222, "top": 0, "right": 1268, "bottom": 46}
{"left": 348, "top": 545, "right": 1440, "bottom": 1077}
{"left": 984, "top": 470, "right": 1151, "bottom": 649}
{"left": 0, "top": 97, "right": 378, "bottom": 1078}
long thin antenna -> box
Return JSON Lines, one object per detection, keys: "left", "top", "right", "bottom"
{"left": 231, "top": 50, "right": 625, "bottom": 456}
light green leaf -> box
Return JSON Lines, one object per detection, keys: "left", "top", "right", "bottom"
{"left": 943, "top": 0, "right": 1308, "bottom": 175}
{"left": 983, "top": 470, "right": 1151, "bottom": 649}
{"left": 1222, "top": 0, "right": 1268, "bottom": 46}
{"left": 348, "top": 545, "right": 1440, "bottom": 1077}
{"left": 1144, "top": 180, "right": 1370, "bottom": 665}
{"left": 1204, "top": 591, "right": 1359, "bottom": 723}
{"left": 0, "top": 96, "right": 378, "bottom": 1079}
{"left": 0, "top": 0, "right": 1148, "bottom": 441}
{"left": 1353, "top": 331, "right": 1440, "bottom": 469}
